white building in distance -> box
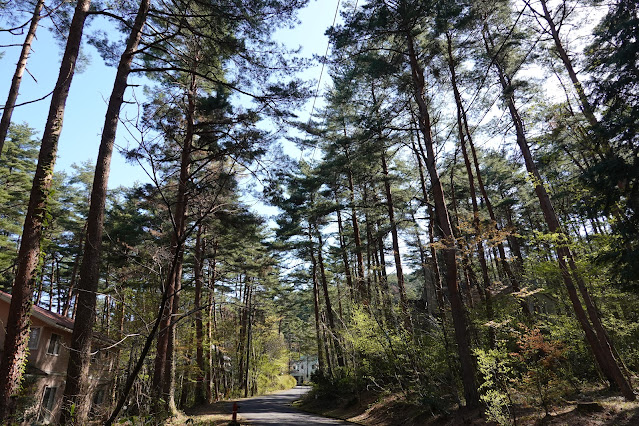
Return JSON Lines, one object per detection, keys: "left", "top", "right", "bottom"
{"left": 290, "top": 355, "right": 318, "bottom": 384}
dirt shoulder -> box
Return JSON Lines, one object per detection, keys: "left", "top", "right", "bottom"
{"left": 297, "top": 388, "right": 639, "bottom": 425}
{"left": 166, "top": 400, "right": 242, "bottom": 425}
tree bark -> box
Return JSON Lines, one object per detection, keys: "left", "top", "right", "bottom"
{"left": 445, "top": 32, "right": 516, "bottom": 333}
{"left": 105, "top": 244, "right": 183, "bottom": 425}
{"left": 374, "top": 217, "right": 394, "bottom": 322}
{"left": 62, "top": 222, "right": 87, "bottom": 317}
{"left": 0, "top": 1, "right": 91, "bottom": 420}
{"left": 206, "top": 241, "right": 217, "bottom": 402}
{"left": 370, "top": 84, "right": 408, "bottom": 315}
{"left": 152, "top": 55, "right": 197, "bottom": 412}
{"left": 483, "top": 24, "right": 635, "bottom": 400}
{"left": 334, "top": 190, "right": 354, "bottom": 300}
{"left": 194, "top": 224, "right": 206, "bottom": 405}
{"left": 0, "top": 0, "right": 45, "bottom": 156}
{"left": 243, "top": 284, "right": 253, "bottom": 398}
{"left": 315, "top": 224, "right": 345, "bottom": 367}
{"left": 59, "top": 2, "right": 150, "bottom": 422}
{"left": 380, "top": 148, "right": 409, "bottom": 315}
{"left": 411, "top": 138, "right": 443, "bottom": 317}
{"left": 411, "top": 211, "right": 436, "bottom": 315}
{"left": 445, "top": 31, "right": 527, "bottom": 310}
{"left": 343, "top": 145, "right": 367, "bottom": 302}
{"left": 532, "top": 0, "right": 598, "bottom": 130}
{"left": 308, "top": 224, "right": 325, "bottom": 374}
{"left": 405, "top": 31, "right": 480, "bottom": 408}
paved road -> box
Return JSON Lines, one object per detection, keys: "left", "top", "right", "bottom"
{"left": 235, "top": 386, "right": 352, "bottom": 425}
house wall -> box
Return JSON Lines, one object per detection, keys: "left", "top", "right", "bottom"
{"left": 0, "top": 299, "right": 8, "bottom": 347}
{"left": 290, "top": 356, "right": 318, "bottom": 384}
{"left": 23, "top": 375, "right": 67, "bottom": 424}
{"left": 28, "top": 317, "right": 72, "bottom": 374}
{"left": 0, "top": 299, "right": 72, "bottom": 374}
{"left": 0, "top": 298, "right": 115, "bottom": 424}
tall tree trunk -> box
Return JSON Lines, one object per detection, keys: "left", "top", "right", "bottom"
{"left": 483, "top": 24, "right": 635, "bottom": 400}
{"left": 411, "top": 211, "right": 436, "bottom": 315}
{"left": 308, "top": 225, "right": 325, "bottom": 374}
{"left": 503, "top": 198, "right": 525, "bottom": 273}
{"left": 48, "top": 256, "right": 55, "bottom": 311}
{"left": 194, "top": 224, "right": 206, "bottom": 405}
{"left": 370, "top": 84, "right": 408, "bottom": 315}
{"left": 206, "top": 241, "right": 217, "bottom": 402}
{"left": 374, "top": 218, "right": 394, "bottom": 323}
{"left": 62, "top": 222, "right": 87, "bottom": 317}
{"left": 531, "top": 0, "right": 599, "bottom": 130}
{"left": 178, "top": 343, "right": 191, "bottom": 409}
{"left": 0, "top": 1, "right": 91, "bottom": 419}
{"left": 152, "top": 56, "right": 197, "bottom": 412}
{"left": 315, "top": 224, "right": 345, "bottom": 367}
{"left": 60, "top": 2, "right": 150, "bottom": 422}
{"left": 415, "top": 153, "right": 458, "bottom": 389}
{"left": 165, "top": 259, "right": 184, "bottom": 414}
{"left": 105, "top": 245, "right": 183, "bottom": 425}
{"left": 343, "top": 146, "right": 367, "bottom": 301}
{"left": 405, "top": 31, "right": 480, "bottom": 408}
{"left": 243, "top": 284, "right": 253, "bottom": 398}
{"left": 411, "top": 137, "right": 444, "bottom": 318}
{"left": 56, "top": 258, "right": 62, "bottom": 313}
{"left": 412, "top": 125, "right": 452, "bottom": 341}
{"left": 443, "top": 31, "right": 524, "bottom": 295}
{"left": 0, "top": 0, "right": 45, "bottom": 155}
{"left": 320, "top": 312, "right": 333, "bottom": 375}
{"left": 380, "top": 148, "right": 409, "bottom": 315}
{"left": 237, "top": 275, "right": 247, "bottom": 390}
{"left": 334, "top": 189, "right": 354, "bottom": 299}
{"left": 444, "top": 32, "right": 513, "bottom": 334}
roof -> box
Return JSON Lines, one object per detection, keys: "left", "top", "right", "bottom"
{"left": 0, "top": 290, "right": 74, "bottom": 333}
{"left": 0, "top": 290, "right": 117, "bottom": 345}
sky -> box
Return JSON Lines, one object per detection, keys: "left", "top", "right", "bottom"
{"left": 0, "top": 0, "right": 342, "bottom": 189}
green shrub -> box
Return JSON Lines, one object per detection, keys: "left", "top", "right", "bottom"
{"left": 475, "top": 344, "right": 515, "bottom": 426}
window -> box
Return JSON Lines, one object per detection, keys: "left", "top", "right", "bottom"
{"left": 39, "top": 386, "right": 57, "bottom": 422}
{"left": 28, "top": 327, "right": 41, "bottom": 350}
{"left": 47, "top": 334, "right": 61, "bottom": 355}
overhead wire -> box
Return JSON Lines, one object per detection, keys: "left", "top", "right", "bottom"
{"left": 307, "top": 0, "right": 343, "bottom": 128}
{"left": 302, "top": 0, "right": 360, "bottom": 164}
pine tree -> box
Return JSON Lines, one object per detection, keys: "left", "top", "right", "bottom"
{"left": 0, "top": 124, "right": 39, "bottom": 287}
{"left": 585, "top": 0, "right": 639, "bottom": 288}
{"left": 60, "top": 1, "right": 151, "bottom": 423}
{"left": 0, "top": 0, "right": 45, "bottom": 155}
{"left": 0, "top": 1, "right": 91, "bottom": 419}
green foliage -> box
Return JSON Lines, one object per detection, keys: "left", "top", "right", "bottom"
{"left": 251, "top": 315, "right": 296, "bottom": 395}
{"left": 475, "top": 344, "right": 515, "bottom": 426}
{"left": 0, "top": 124, "right": 38, "bottom": 288}
{"left": 337, "top": 307, "right": 455, "bottom": 411}
{"left": 476, "top": 325, "right": 576, "bottom": 424}
{"left": 3, "top": 0, "right": 639, "bottom": 422}
{"left": 310, "top": 366, "right": 361, "bottom": 402}
{"left": 512, "top": 326, "right": 570, "bottom": 415}
{"left": 583, "top": 0, "right": 639, "bottom": 288}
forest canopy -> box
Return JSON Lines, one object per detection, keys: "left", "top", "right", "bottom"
{"left": 0, "top": 0, "right": 637, "bottom": 424}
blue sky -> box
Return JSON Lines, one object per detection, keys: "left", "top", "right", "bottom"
{"left": 0, "top": 0, "right": 340, "bottom": 189}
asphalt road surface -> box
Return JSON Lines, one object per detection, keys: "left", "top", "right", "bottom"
{"left": 235, "top": 386, "right": 352, "bottom": 425}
